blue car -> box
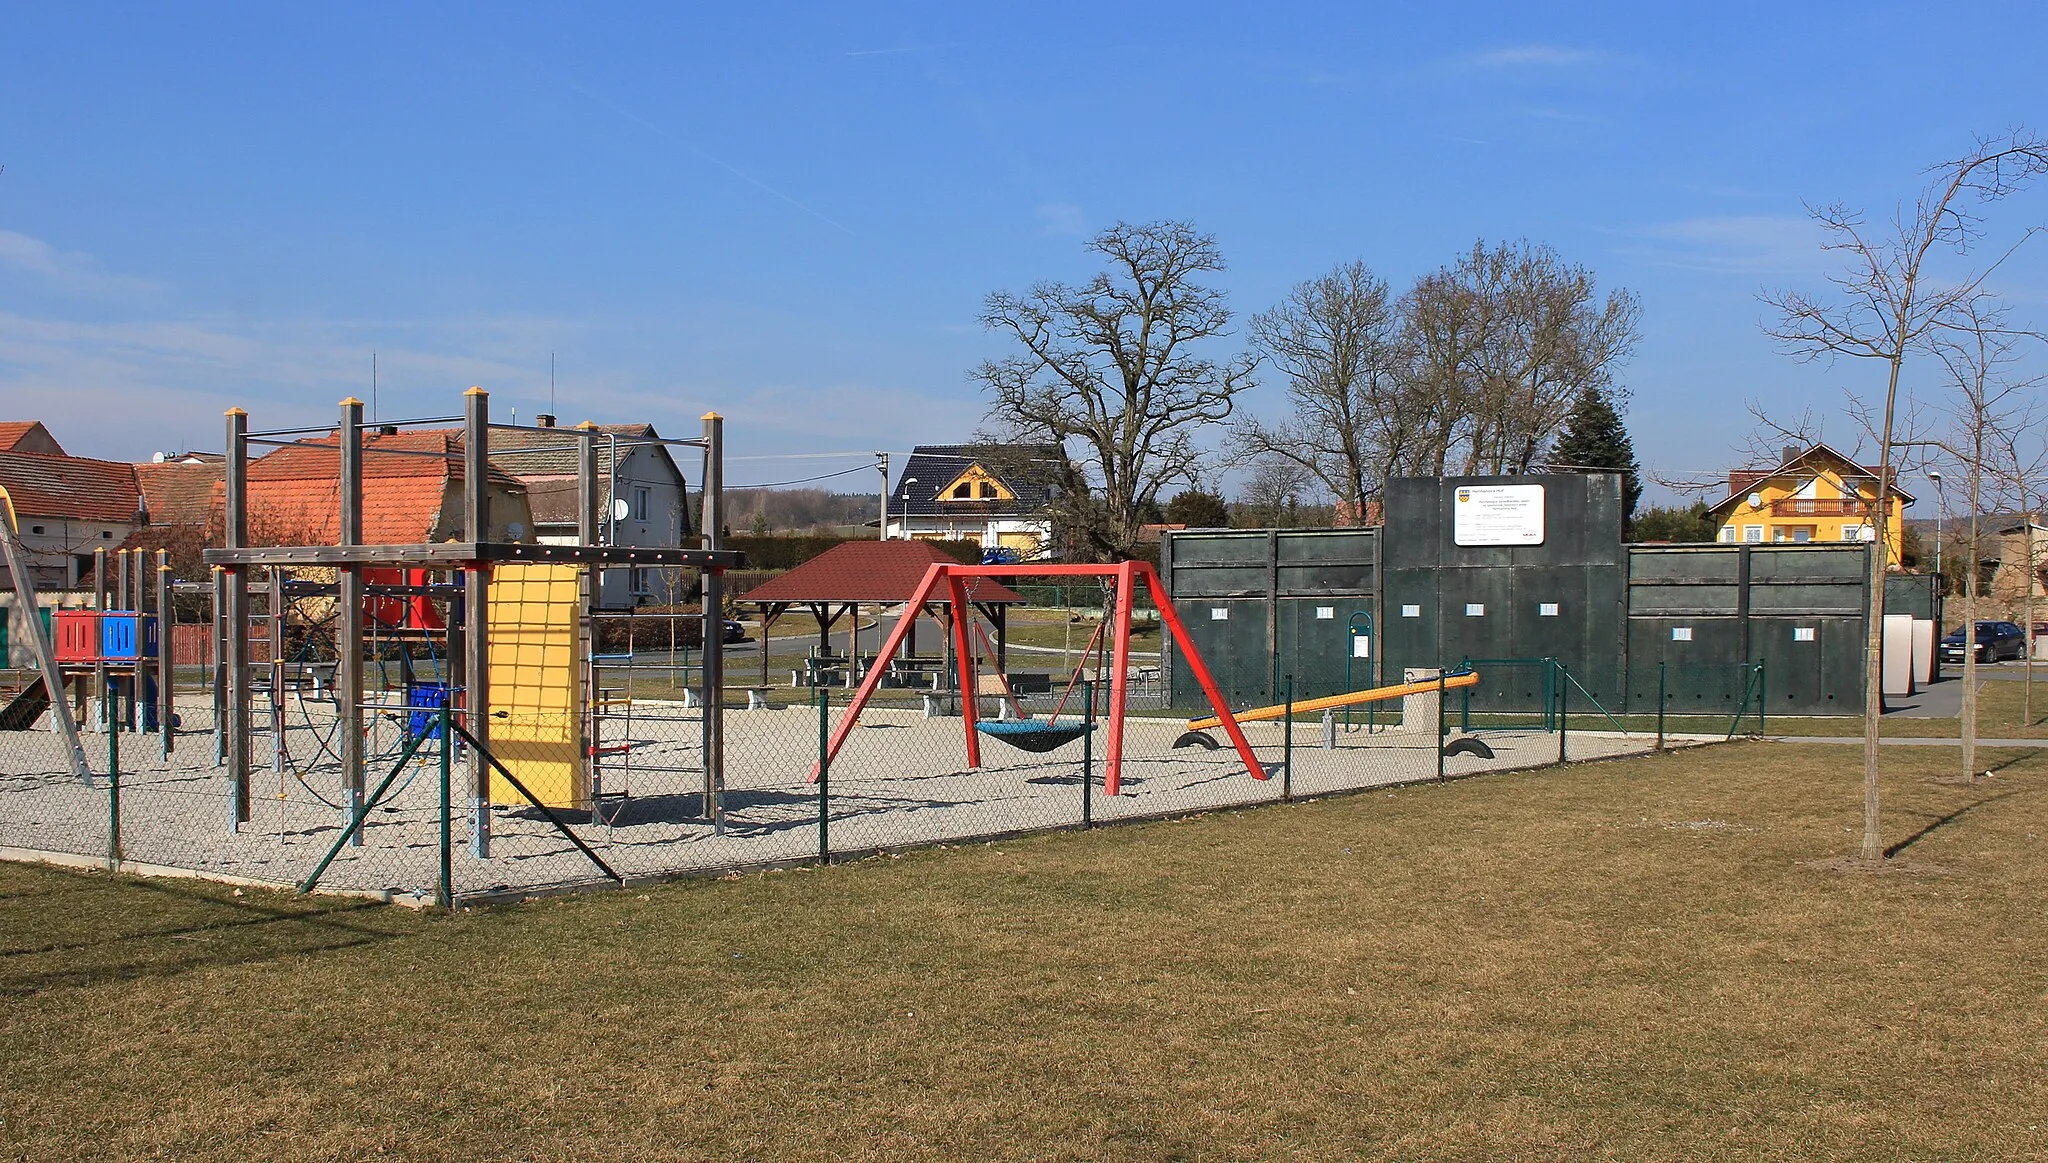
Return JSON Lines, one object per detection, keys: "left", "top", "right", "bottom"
{"left": 1939, "top": 620, "right": 2026, "bottom": 664}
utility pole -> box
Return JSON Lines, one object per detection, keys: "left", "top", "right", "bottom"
{"left": 878, "top": 451, "right": 890, "bottom": 540}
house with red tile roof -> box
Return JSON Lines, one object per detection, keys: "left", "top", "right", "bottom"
{"left": 244, "top": 431, "right": 533, "bottom": 545}
{"left": 0, "top": 441, "right": 146, "bottom": 590}
{"left": 0, "top": 421, "right": 67, "bottom": 456}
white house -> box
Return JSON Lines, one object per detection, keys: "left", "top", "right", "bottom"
{"left": 0, "top": 422, "right": 145, "bottom": 591}
{"left": 487, "top": 416, "right": 692, "bottom": 608}
{"left": 884, "top": 445, "right": 1060, "bottom": 559}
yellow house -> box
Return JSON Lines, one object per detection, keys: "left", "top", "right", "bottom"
{"left": 1705, "top": 444, "right": 1913, "bottom": 562}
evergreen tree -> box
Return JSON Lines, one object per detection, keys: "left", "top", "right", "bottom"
{"left": 1629, "top": 500, "right": 1715, "bottom": 542}
{"left": 1164, "top": 488, "right": 1230, "bottom": 528}
{"left": 1551, "top": 386, "right": 1642, "bottom": 518}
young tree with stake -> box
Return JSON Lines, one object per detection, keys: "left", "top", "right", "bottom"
{"left": 1764, "top": 129, "right": 2048, "bottom": 862}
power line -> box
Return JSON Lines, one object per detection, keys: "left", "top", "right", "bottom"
{"left": 725, "top": 464, "right": 877, "bottom": 489}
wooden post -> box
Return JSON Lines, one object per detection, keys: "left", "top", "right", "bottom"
{"left": 211, "top": 565, "right": 226, "bottom": 766}
{"left": 155, "top": 551, "right": 173, "bottom": 754}
{"left": 338, "top": 397, "right": 366, "bottom": 841}
{"left": 463, "top": 387, "right": 491, "bottom": 857}
{"left": 0, "top": 485, "right": 91, "bottom": 782}
{"left": 224, "top": 408, "right": 251, "bottom": 828}
{"left": 577, "top": 420, "right": 599, "bottom": 807}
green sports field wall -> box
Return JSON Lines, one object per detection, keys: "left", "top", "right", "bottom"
{"left": 1162, "top": 474, "right": 1939, "bottom": 718}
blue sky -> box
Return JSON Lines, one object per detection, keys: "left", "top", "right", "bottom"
{"left": 3, "top": 2, "right": 2045, "bottom": 502}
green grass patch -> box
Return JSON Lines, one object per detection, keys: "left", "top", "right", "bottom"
{"left": 5, "top": 743, "right": 2048, "bottom": 1158}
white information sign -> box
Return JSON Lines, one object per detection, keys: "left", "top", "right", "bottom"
{"left": 1538, "top": 602, "right": 1561, "bottom": 617}
{"left": 1453, "top": 484, "right": 1546, "bottom": 547}
{"left": 1210, "top": 608, "right": 1228, "bottom": 620}
{"left": 1352, "top": 636, "right": 1371, "bottom": 659}
{"left": 1794, "top": 627, "right": 1816, "bottom": 642}
{"left": 1672, "top": 627, "right": 1693, "bottom": 641}
{"left": 1315, "top": 606, "right": 1335, "bottom": 619}
{"left": 1401, "top": 604, "right": 1421, "bottom": 618}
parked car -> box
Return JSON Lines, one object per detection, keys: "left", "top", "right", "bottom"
{"left": 1938, "top": 620, "right": 2027, "bottom": 664}
{"left": 722, "top": 619, "right": 748, "bottom": 644}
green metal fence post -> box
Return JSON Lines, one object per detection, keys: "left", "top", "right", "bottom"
{"left": 1282, "top": 674, "right": 1294, "bottom": 803}
{"left": 1656, "top": 661, "right": 1667, "bottom": 752}
{"left": 817, "top": 682, "right": 830, "bottom": 866}
{"left": 1460, "top": 657, "right": 1471, "bottom": 732}
{"left": 1436, "top": 669, "right": 1447, "bottom": 782}
{"left": 437, "top": 704, "right": 452, "bottom": 910}
{"left": 1558, "top": 661, "right": 1569, "bottom": 766}
{"left": 106, "top": 691, "right": 121, "bottom": 869}
{"left": 1081, "top": 679, "right": 1094, "bottom": 828}
{"left": 1757, "top": 659, "right": 1767, "bottom": 735}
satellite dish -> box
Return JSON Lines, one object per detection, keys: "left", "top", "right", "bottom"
{"left": 505, "top": 522, "right": 526, "bottom": 540}
{"left": 1748, "top": 492, "right": 1763, "bottom": 509}
{"left": 612, "top": 498, "right": 631, "bottom": 521}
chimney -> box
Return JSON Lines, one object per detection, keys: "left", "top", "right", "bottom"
{"left": 1781, "top": 445, "right": 1801, "bottom": 467}
{"left": 377, "top": 424, "right": 398, "bottom": 436}
{"left": 536, "top": 414, "right": 556, "bottom": 428}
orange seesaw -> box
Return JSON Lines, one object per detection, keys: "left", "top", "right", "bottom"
{"left": 1174, "top": 669, "right": 1480, "bottom": 747}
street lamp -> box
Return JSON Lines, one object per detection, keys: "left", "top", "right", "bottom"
{"left": 1927, "top": 470, "right": 1946, "bottom": 583}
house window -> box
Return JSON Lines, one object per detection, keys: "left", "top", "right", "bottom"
{"left": 1792, "top": 528, "right": 1812, "bottom": 542}
{"left": 952, "top": 483, "right": 974, "bottom": 499}
{"left": 632, "top": 487, "right": 650, "bottom": 521}
{"left": 631, "top": 567, "right": 652, "bottom": 596}
{"left": 1718, "top": 526, "right": 1736, "bottom": 543}
{"left": 1743, "top": 525, "right": 1764, "bottom": 543}
{"left": 29, "top": 525, "right": 43, "bottom": 535}
{"left": 979, "top": 481, "right": 998, "bottom": 499}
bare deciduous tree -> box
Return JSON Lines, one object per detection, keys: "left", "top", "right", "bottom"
{"left": 1401, "top": 240, "right": 1641, "bottom": 475}
{"left": 1233, "top": 454, "right": 1316, "bottom": 529}
{"left": 1762, "top": 128, "right": 2048, "bottom": 863}
{"left": 1930, "top": 298, "right": 2038, "bottom": 781}
{"left": 1234, "top": 261, "right": 1407, "bottom": 522}
{"left": 975, "top": 220, "right": 1254, "bottom": 561}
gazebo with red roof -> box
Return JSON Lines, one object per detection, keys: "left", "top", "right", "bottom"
{"left": 741, "top": 540, "right": 1024, "bottom": 687}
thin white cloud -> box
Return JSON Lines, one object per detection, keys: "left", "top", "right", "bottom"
{"left": 1035, "top": 202, "right": 1087, "bottom": 237}
{"left": 1469, "top": 45, "right": 1605, "bottom": 69}
{"left": 845, "top": 43, "right": 957, "bottom": 57}
{"left": 0, "top": 310, "right": 567, "bottom": 456}
{"left": 0, "top": 230, "right": 158, "bottom": 298}
{"left": 1621, "top": 215, "right": 1827, "bottom": 276}
{"left": 1516, "top": 106, "right": 1609, "bottom": 125}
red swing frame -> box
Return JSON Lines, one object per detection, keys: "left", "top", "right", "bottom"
{"left": 812, "top": 560, "right": 1266, "bottom": 796}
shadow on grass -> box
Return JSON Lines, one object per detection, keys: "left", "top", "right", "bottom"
{"left": 0, "top": 871, "right": 414, "bottom": 997}
{"left": 1884, "top": 790, "right": 2020, "bottom": 859}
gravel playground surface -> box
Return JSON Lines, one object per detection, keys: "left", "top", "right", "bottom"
{"left": 0, "top": 695, "right": 1682, "bottom": 902}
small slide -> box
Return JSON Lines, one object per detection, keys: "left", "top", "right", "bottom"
{"left": 1177, "top": 670, "right": 1480, "bottom": 741}
{"left": 0, "top": 675, "right": 50, "bottom": 732}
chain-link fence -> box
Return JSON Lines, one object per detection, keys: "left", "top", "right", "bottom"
{"left": 1, "top": 651, "right": 1690, "bottom": 906}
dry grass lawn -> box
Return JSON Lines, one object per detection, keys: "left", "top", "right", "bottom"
{"left": 4, "top": 742, "right": 2047, "bottom": 1160}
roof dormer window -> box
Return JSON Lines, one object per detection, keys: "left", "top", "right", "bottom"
{"left": 938, "top": 463, "right": 1014, "bottom": 503}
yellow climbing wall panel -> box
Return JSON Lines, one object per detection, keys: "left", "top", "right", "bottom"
{"left": 485, "top": 563, "right": 586, "bottom": 809}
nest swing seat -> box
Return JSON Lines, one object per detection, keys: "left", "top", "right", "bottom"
{"left": 974, "top": 718, "right": 1095, "bottom": 752}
